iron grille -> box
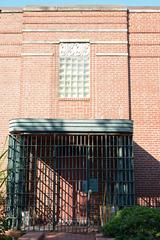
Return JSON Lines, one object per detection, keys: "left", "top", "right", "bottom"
{"left": 7, "top": 133, "right": 134, "bottom": 232}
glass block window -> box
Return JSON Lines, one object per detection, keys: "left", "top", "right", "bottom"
{"left": 59, "top": 43, "right": 90, "bottom": 98}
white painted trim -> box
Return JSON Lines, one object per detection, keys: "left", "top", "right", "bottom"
{"left": 129, "top": 9, "right": 160, "bottom": 13}
{"left": 1, "top": 7, "right": 160, "bottom": 14}
{"left": 23, "top": 40, "right": 90, "bottom": 44}
{"left": 91, "top": 41, "right": 128, "bottom": 44}
{"left": 1, "top": 9, "right": 23, "bottom": 13}
{"left": 23, "top": 6, "right": 128, "bottom": 12}
{"left": 23, "top": 40, "right": 128, "bottom": 45}
{"left": 23, "top": 41, "right": 58, "bottom": 44}
{"left": 0, "top": 55, "right": 21, "bottom": 58}
{"left": 96, "top": 52, "right": 128, "bottom": 56}
{"left": 59, "top": 39, "right": 90, "bottom": 43}
{"left": 21, "top": 53, "right": 53, "bottom": 56}
{"left": 22, "top": 28, "right": 127, "bottom": 33}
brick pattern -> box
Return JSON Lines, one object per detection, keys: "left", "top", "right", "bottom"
{"left": 0, "top": 8, "right": 159, "bottom": 199}
{"left": 130, "top": 13, "right": 160, "bottom": 196}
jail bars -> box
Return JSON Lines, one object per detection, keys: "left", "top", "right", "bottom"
{"left": 7, "top": 133, "right": 134, "bottom": 232}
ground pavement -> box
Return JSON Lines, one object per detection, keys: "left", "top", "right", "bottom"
{"left": 45, "top": 232, "right": 96, "bottom": 240}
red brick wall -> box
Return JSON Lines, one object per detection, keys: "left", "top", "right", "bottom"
{"left": 0, "top": 7, "right": 159, "bottom": 199}
{"left": 0, "top": 12, "right": 22, "bottom": 153}
{"left": 130, "top": 11, "right": 160, "bottom": 198}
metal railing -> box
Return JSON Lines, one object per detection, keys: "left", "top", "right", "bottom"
{"left": 137, "top": 196, "right": 160, "bottom": 208}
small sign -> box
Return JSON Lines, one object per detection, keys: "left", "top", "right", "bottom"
{"left": 90, "top": 178, "right": 98, "bottom": 192}
{"left": 82, "top": 180, "right": 88, "bottom": 193}
{"left": 82, "top": 178, "right": 98, "bottom": 193}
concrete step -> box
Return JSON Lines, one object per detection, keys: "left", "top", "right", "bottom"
{"left": 96, "top": 233, "right": 115, "bottom": 240}
{"left": 19, "top": 232, "right": 45, "bottom": 240}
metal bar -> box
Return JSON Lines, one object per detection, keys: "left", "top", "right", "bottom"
{"left": 19, "top": 136, "right": 25, "bottom": 230}
{"left": 53, "top": 134, "right": 56, "bottom": 230}
{"left": 15, "top": 135, "right": 21, "bottom": 230}
{"left": 7, "top": 135, "right": 15, "bottom": 229}
{"left": 48, "top": 135, "right": 51, "bottom": 230}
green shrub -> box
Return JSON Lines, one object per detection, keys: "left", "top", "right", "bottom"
{"left": 102, "top": 206, "right": 160, "bottom": 240}
{"left": 0, "top": 235, "right": 12, "bottom": 240}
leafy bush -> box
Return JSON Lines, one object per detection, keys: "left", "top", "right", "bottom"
{"left": 0, "top": 235, "right": 12, "bottom": 240}
{"left": 102, "top": 206, "right": 160, "bottom": 240}
{"left": 0, "top": 216, "right": 12, "bottom": 240}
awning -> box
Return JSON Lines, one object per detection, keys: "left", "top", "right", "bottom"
{"left": 9, "top": 119, "right": 133, "bottom": 133}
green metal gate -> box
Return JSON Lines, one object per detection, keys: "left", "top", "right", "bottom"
{"left": 7, "top": 133, "right": 134, "bottom": 232}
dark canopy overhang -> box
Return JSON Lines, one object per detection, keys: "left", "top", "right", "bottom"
{"left": 9, "top": 119, "right": 133, "bottom": 134}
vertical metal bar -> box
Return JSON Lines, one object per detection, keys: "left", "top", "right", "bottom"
{"left": 119, "top": 135, "right": 122, "bottom": 208}
{"left": 14, "top": 137, "right": 18, "bottom": 229}
{"left": 28, "top": 136, "right": 31, "bottom": 231}
{"left": 7, "top": 135, "right": 15, "bottom": 229}
{"left": 68, "top": 135, "right": 71, "bottom": 231}
{"left": 61, "top": 135, "right": 63, "bottom": 231}
{"left": 53, "top": 133, "right": 56, "bottom": 230}
{"left": 20, "top": 135, "right": 25, "bottom": 231}
{"left": 32, "top": 136, "right": 36, "bottom": 230}
{"left": 64, "top": 135, "right": 66, "bottom": 230}
{"left": 11, "top": 135, "right": 16, "bottom": 229}
{"left": 113, "top": 135, "right": 116, "bottom": 207}
{"left": 80, "top": 135, "right": 83, "bottom": 233}
{"left": 76, "top": 135, "right": 78, "bottom": 227}
{"left": 80, "top": 135, "right": 84, "bottom": 229}
{"left": 115, "top": 135, "right": 118, "bottom": 207}
{"left": 15, "top": 135, "right": 21, "bottom": 230}
{"left": 104, "top": 133, "right": 108, "bottom": 224}
{"left": 128, "top": 135, "right": 131, "bottom": 206}
{"left": 71, "top": 135, "right": 74, "bottom": 228}
{"left": 88, "top": 135, "right": 91, "bottom": 229}
{"left": 129, "top": 135, "right": 132, "bottom": 205}
{"left": 83, "top": 135, "right": 86, "bottom": 231}
{"left": 126, "top": 135, "right": 129, "bottom": 206}
{"left": 108, "top": 135, "right": 111, "bottom": 208}
{"left": 16, "top": 135, "right": 20, "bottom": 229}
{"left": 60, "top": 135, "right": 62, "bottom": 231}
{"left": 58, "top": 135, "right": 61, "bottom": 232}
{"left": 39, "top": 136, "right": 41, "bottom": 228}
{"left": 101, "top": 135, "right": 103, "bottom": 226}
{"left": 66, "top": 136, "right": 70, "bottom": 231}
{"left": 64, "top": 135, "right": 66, "bottom": 229}
{"left": 18, "top": 136, "right": 22, "bottom": 231}
{"left": 59, "top": 136, "right": 62, "bottom": 231}
{"left": 43, "top": 136, "right": 46, "bottom": 227}
{"left": 130, "top": 135, "right": 135, "bottom": 205}
{"left": 31, "top": 136, "right": 35, "bottom": 231}
{"left": 127, "top": 135, "right": 130, "bottom": 205}
{"left": 101, "top": 135, "right": 104, "bottom": 228}
{"left": 23, "top": 136, "right": 27, "bottom": 231}
{"left": 124, "top": 135, "right": 127, "bottom": 207}
{"left": 117, "top": 136, "right": 120, "bottom": 207}
{"left": 48, "top": 135, "right": 51, "bottom": 230}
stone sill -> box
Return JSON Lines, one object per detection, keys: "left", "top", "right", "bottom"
{"left": 58, "top": 97, "right": 90, "bottom": 101}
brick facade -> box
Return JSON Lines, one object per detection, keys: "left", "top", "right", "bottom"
{"left": 0, "top": 6, "right": 160, "bottom": 200}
